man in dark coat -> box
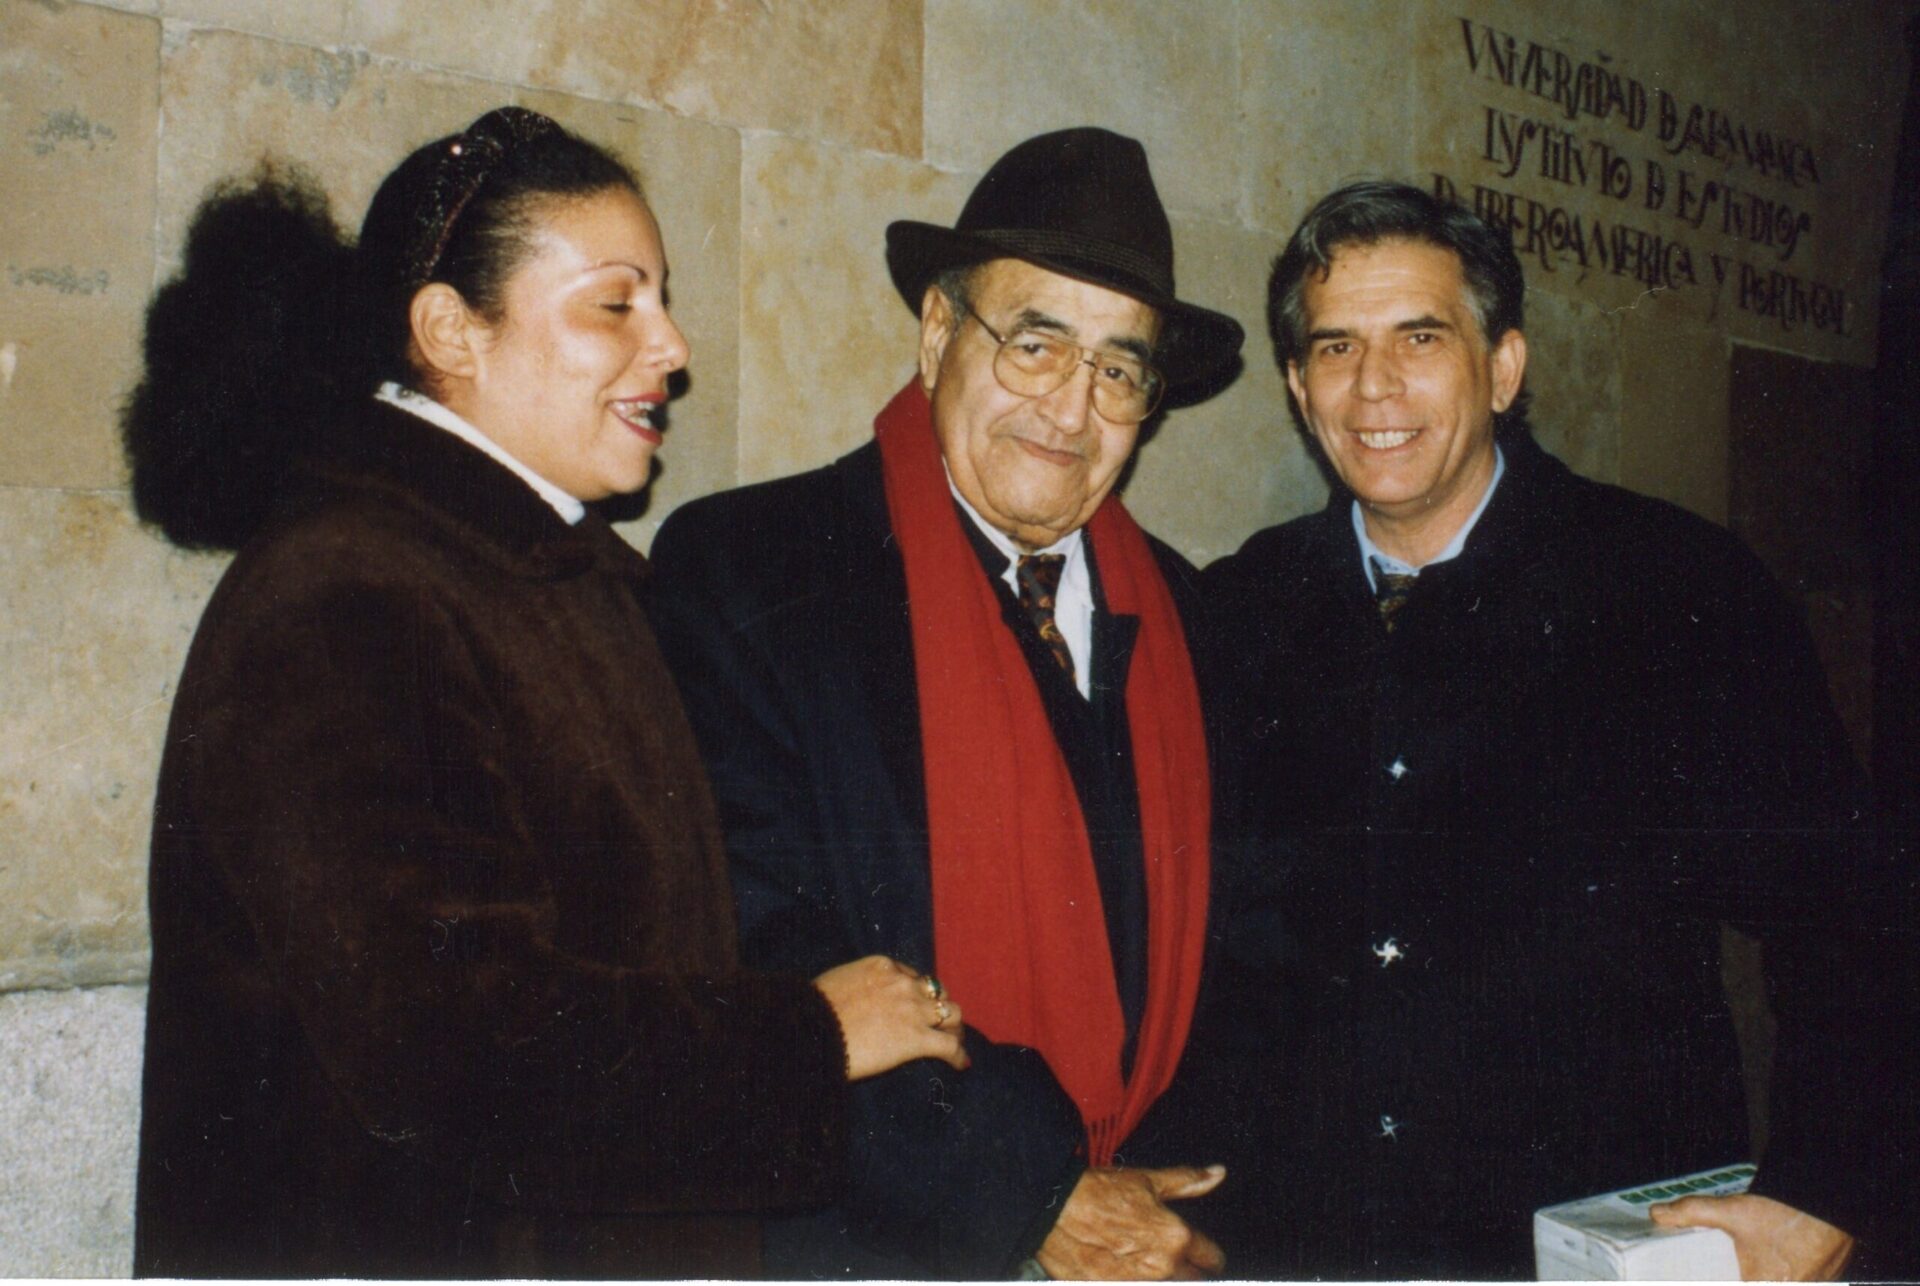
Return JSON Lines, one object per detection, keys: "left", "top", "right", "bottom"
{"left": 648, "top": 128, "right": 1247, "bottom": 1280}
{"left": 1197, "top": 180, "right": 1916, "bottom": 1279}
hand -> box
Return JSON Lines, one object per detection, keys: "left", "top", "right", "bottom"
{"left": 813, "top": 955, "right": 968, "bottom": 1081}
{"left": 1650, "top": 1193, "right": 1854, "bottom": 1280}
{"left": 1035, "top": 1165, "right": 1227, "bottom": 1280}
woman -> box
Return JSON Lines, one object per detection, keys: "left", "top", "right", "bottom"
{"left": 125, "top": 107, "right": 965, "bottom": 1278}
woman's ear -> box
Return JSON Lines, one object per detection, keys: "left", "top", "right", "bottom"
{"left": 409, "top": 283, "right": 482, "bottom": 384}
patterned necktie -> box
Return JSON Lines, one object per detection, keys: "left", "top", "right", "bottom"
{"left": 1015, "top": 553, "right": 1076, "bottom": 682}
{"left": 1372, "top": 558, "right": 1418, "bottom": 632}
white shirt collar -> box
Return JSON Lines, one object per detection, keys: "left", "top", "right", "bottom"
{"left": 1356, "top": 444, "right": 1506, "bottom": 592}
{"left": 945, "top": 465, "right": 1093, "bottom": 699}
{"left": 945, "top": 467, "right": 1083, "bottom": 565}
{"left": 375, "top": 382, "right": 585, "bottom": 526}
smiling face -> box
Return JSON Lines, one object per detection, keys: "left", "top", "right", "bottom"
{"left": 1286, "top": 237, "right": 1526, "bottom": 565}
{"left": 919, "top": 258, "right": 1160, "bottom": 551}
{"left": 446, "top": 185, "right": 689, "bottom": 501}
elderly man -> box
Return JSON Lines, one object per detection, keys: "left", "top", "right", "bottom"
{"left": 647, "top": 129, "right": 1245, "bottom": 1279}
{"left": 1200, "top": 180, "right": 1914, "bottom": 1279}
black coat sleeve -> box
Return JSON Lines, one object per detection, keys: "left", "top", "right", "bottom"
{"left": 1679, "top": 533, "right": 1920, "bottom": 1261}
{"left": 647, "top": 491, "right": 1089, "bottom": 1278}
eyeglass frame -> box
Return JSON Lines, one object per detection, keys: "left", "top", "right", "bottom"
{"left": 954, "top": 300, "right": 1167, "bottom": 425}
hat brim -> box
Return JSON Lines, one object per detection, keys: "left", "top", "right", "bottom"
{"left": 887, "top": 221, "right": 1245, "bottom": 403}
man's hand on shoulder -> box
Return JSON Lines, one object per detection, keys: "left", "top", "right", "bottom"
{"left": 1651, "top": 1193, "right": 1853, "bottom": 1280}
{"left": 1035, "top": 1164, "right": 1226, "bottom": 1280}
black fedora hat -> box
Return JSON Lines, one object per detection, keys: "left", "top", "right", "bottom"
{"left": 886, "top": 127, "right": 1244, "bottom": 397}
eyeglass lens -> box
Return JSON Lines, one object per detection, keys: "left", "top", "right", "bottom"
{"left": 969, "top": 307, "right": 1162, "bottom": 423}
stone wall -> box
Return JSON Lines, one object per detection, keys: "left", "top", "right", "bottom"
{"left": 1, "top": 0, "right": 1910, "bottom": 1272}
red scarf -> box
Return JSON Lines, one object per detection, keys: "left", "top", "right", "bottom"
{"left": 875, "top": 380, "right": 1210, "bottom": 1164}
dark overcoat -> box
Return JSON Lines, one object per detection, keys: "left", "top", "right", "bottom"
{"left": 134, "top": 403, "right": 850, "bottom": 1278}
{"left": 1192, "top": 430, "right": 1916, "bottom": 1278}
{"left": 647, "top": 441, "right": 1220, "bottom": 1278}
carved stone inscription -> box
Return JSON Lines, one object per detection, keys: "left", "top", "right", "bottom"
{"left": 1433, "top": 17, "right": 1852, "bottom": 339}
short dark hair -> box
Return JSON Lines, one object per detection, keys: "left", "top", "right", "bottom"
{"left": 1267, "top": 180, "right": 1529, "bottom": 430}
{"left": 931, "top": 263, "right": 982, "bottom": 319}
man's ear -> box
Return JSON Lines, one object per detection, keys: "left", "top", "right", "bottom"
{"left": 918, "top": 284, "right": 958, "bottom": 394}
{"left": 1285, "top": 359, "right": 1308, "bottom": 418}
{"left": 409, "top": 283, "right": 483, "bottom": 384}
{"left": 1489, "top": 328, "right": 1528, "bottom": 413}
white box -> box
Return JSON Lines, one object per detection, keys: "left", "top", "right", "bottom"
{"left": 1534, "top": 1162, "right": 1755, "bottom": 1280}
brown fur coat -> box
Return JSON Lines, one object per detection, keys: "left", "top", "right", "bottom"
{"left": 134, "top": 402, "right": 848, "bottom": 1277}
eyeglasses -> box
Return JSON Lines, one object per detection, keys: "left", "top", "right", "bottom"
{"left": 958, "top": 302, "right": 1166, "bottom": 424}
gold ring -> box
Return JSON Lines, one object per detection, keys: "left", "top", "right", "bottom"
{"left": 921, "top": 975, "right": 945, "bottom": 1002}
{"left": 933, "top": 998, "right": 952, "bottom": 1027}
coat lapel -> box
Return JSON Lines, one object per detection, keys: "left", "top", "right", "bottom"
{"left": 825, "top": 443, "right": 936, "bottom": 955}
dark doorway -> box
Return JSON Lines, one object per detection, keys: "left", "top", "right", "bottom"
{"left": 1720, "top": 344, "right": 1877, "bottom": 1158}
{"left": 1727, "top": 345, "right": 1876, "bottom": 766}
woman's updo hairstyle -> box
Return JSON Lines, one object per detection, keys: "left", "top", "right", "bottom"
{"left": 356, "top": 106, "right": 640, "bottom": 390}
{"left": 123, "top": 107, "right": 640, "bottom": 551}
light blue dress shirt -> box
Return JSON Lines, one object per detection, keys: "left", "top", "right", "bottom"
{"left": 1354, "top": 445, "right": 1507, "bottom": 592}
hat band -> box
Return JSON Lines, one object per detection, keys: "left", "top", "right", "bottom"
{"left": 972, "top": 228, "right": 1174, "bottom": 299}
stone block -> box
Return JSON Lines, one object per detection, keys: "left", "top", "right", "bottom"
{"left": 345, "top": 0, "right": 686, "bottom": 115}
{"left": 650, "top": 0, "right": 921, "bottom": 157}
{"left": 1242, "top": 0, "right": 1415, "bottom": 234}
{"left": 924, "top": 0, "right": 1242, "bottom": 222}
{"left": 0, "top": 985, "right": 146, "bottom": 1277}
{"left": 163, "top": 0, "right": 350, "bottom": 46}
{"left": 513, "top": 91, "right": 743, "bottom": 549}
{"left": 156, "top": 28, "right": 507, "bottom": 263}
{"left": 54, "top": 0, "right": 159, "bottom": 13}
{"left": 1123, "top": 214, "right": 1325, "bottom": 566}
{"left": 1618, "top": 305, "right": 1728, "bottom": 524}
{"left": 1520, "top": 288, "right": 1620, "bottom": 485}
{"left": 0, "top": 489, "right": 225, "bottom": 991}
{"left": 0, "top": 1, "right": 159, "bottom": 489}
{"left": 737, "top": 135, "right": 973, "bottom": 484}
{"left": 346, "top": 0, "right": 921, "bottom": 155}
